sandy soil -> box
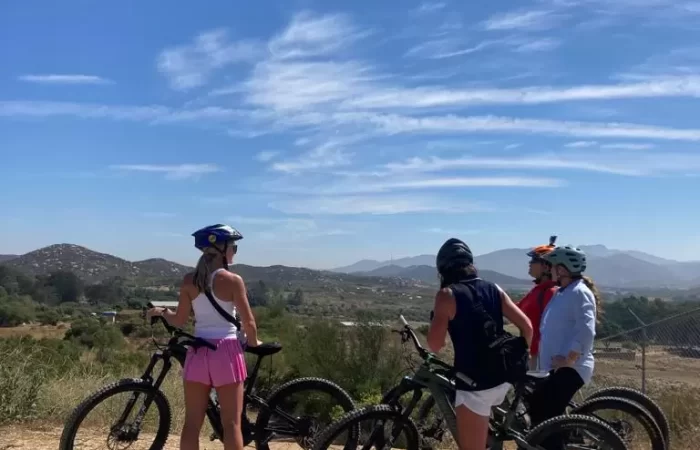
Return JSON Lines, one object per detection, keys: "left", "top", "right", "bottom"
{"left": 594, "top": 349, "right": 700, "bottom": 386}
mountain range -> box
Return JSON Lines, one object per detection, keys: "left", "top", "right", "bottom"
{"left": 2, "top": 243, "right": 699, "bottom": 290}
{"left": 0, "top": 244, "right": 433, "bottom": 290}
{"left": 332, "top": 245, "right": 700, "bottom": 289}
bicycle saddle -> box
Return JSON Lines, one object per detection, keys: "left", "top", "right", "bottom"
{"left": 245, "top": 342, "right": 283, "bottom": 357}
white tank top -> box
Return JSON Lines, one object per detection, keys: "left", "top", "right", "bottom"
{"left": 192, "top": 268, "right": 239, "bottom": 339}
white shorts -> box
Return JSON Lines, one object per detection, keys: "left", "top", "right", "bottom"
{"left": 454, "top": 382, "right": 512, "bottom": 417}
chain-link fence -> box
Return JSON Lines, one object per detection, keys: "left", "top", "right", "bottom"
{"left": 595, "top": 306, "right": 700, "bottom": 393}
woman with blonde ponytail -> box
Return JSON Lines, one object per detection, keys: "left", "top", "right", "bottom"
{"left": 527, "top": 245, "right": 597, "bottom": 450}
{"left": 147, "top": 223, "right": 260, "bottom": 450}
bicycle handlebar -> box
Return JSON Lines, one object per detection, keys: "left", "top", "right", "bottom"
{"left": 148, "top": 314, "right": 216, "bottom": 350}
{"left": 395, "top": 314, "right": 452, "bottom": 370}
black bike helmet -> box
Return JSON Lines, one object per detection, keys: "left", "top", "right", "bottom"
{"left": 436, "top": 238, "right": 474, "bottom": 275}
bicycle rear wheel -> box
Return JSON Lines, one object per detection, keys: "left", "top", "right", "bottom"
{"left": 525, "top": 414, "right": 628, "bottom": 450}
{"left": 571, "top": 396, "right": 664, "bottom": 450}
{"left": 586, "top": 386, "right": 670, "bottom": 447}
{"left": 311, "top": 404, "right": 421, "bottom": 450}
{"left": 254, "top": 377, "right": 357, "bottom": 450}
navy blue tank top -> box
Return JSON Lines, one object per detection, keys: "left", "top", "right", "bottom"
{"left": 447, "top": 276, "right": 505, "bottom": 388}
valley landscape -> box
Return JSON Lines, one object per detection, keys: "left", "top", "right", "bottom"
{"left": 1, "top": 242, "right": 700, "bottom": 449}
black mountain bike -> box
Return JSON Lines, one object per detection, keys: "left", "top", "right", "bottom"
{"left": 59, "top": 315, "right": 357, "bottom": 450}
{"left": 382, "top": 320, "right": 667, "bottom": 450}
{"left": 312, "top": 315, "right": 629, "bottom": 450}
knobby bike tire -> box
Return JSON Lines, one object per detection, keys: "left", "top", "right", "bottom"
{"left": 586, "top": 386, "right": 670, "bottom": 447}
{"left": 254, "top": 376, "right": 357, "bottom": 450}
{"left": 381, "top": 382, "right": 443, "bottom": 450}
{"left": 525, "top": 414, "right": 629, "bottom": 450}
{"left": 310, "top": 404, "right": 421, "bottom": 450}
{"left": 59, "top": 378, "right": 171, "bottom": 450}
{"left": 571, "top": 396, "right": 665, "bottom": 450}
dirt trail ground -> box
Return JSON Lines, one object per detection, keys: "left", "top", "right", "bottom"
{"left": 1, "top": 426, "right": 229, "bottom": 450}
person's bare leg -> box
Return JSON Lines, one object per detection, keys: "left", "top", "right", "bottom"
{"left": 455, "top": 404, "right": 490, "bottom": 450}
{"left": 181, "top": 380, "right": 211, "bottom": 450}
{"left": 216, "top": 382, "right": 245, "bottom": 450}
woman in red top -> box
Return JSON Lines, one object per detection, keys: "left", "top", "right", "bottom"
{"left": 518, "top": 236, "right": 559, "bottom": 370}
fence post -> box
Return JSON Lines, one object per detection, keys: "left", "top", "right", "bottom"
{"left": 627, "top": 308, "right": 647, "bottom": 393}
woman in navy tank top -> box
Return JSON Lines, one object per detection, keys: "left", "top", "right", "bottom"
{"left": 427, "top": 238, "right": 533, "bottom": 450}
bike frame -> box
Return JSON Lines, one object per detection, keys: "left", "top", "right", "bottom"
{"left": 383, "top": 316, "right": 544, "bottom": 450}
{"left": 125, "top": 317, "right": 304, "bottom": 443}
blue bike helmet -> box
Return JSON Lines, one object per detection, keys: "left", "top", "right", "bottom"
{"left": 192, "top": 224, "right": 243, "bottom": 250}
{"left": 191, "top": 224, "right": 243, "bottom": 270}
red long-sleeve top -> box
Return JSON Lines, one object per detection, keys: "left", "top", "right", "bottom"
{"left": 517, "top": 280, "right": 557, "bottom": 356}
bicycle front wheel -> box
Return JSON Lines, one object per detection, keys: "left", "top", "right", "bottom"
{"left": 311, "top": 404, "right": 421, "bottom": 450}
{"left": 571, "top": 396, "right": 665, "bottom": 450}
{"left": 586, "top": 386, "right": 670, "bottom": 448}
{"left": 525, "top": 414, "right": 629, "bottom": 450}
{"left": 59, "top": 378, "right": 172, "bottom": 450}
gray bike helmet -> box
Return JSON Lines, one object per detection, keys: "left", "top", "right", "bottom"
{"left": 543, "top": 245, "right": 587, "bottom": 274}
{"left": 436, "top": 238, "right": 474, "bottom": 275}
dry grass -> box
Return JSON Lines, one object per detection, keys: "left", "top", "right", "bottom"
{"left": 3, "top": 322, "right": 700, "bottom": 449}
{"left": 0, "top": 323, "right": 68, "bottom": 339}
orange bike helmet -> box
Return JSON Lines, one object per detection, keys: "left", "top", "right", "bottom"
{"left": 527, "top": 235, "right": 557, "bottom": 262}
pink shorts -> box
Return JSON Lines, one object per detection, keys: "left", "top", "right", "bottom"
{"left": 182, "top": 337, "right": 247, "bottom": 387}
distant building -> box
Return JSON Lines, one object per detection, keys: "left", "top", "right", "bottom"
{"left": 100, "top": 310, "right": 118, "bottom": 324}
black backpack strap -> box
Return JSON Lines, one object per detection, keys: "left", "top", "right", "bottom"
{"left": 204, "top": 288, "right": 242, "bottom": 329}
{"left": 455, "top": 281, "right": 501, "bottom": 341}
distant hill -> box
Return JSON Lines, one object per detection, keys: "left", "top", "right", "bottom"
{"left": 0, "top": 244, "right": 431, "bottom": 293}
{"left": 3, "top": 244, "right": 192, "bottom": 283}
{"left": 355, "top": 264, "right": 531, "bottom": 288}
{"left": 0, "top": 255, "right": 18, "bottom": 263}
{"left": 333, "top": 245, "right": 700, "bottom": 289}
{"left": 332, "top": 255, "right": 435, "bottom": 273}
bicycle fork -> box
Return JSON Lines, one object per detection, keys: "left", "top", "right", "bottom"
{"left": 114, "top": 351, "right": 172, "bottom": 440}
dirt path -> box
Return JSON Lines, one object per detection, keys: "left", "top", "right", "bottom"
{"left": 0, "top": 425, "right": 227, "bottom": 450}
{"left": 0, "top": 426, "right": 357, "bottom": 450}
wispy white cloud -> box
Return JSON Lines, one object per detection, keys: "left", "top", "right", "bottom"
{"left": 261, "top": 175, "right": 564, "bottom": 197}
{"left": 227, "top": 215, "right": 353, "bottom": 239}
{"left": 109, "top": 164, "right": 221, "bottom": 180}
{"left": 0, "top": 101, "right": 262, "bottom": 127}
{"left": 270, "top": 140, "right": 353, "bottom": 174}
{"left": 565, "top": 141, "right": 599, "bottom": 148}
{"left": 269, "top": 195, "right": 492, "bottom": 215}
{"left": 512, "top": 37, "right": 561, "bottom": 53}
{"left": 268, "top": 11, "right": 369, "bottom": 60}
{"left": 384, "top": 152, "right": 700, "bottom": 177}
{"left": 565, "top": 140, "right": 655, "bottom": 150}
{"left": 3, "top": 100, "right": 700, "bottom": 143}
{"left": 404, "top": 39, "right": 494, "bottom": 60}
{"left": 255, "top": 151, "right": 279, "bottom": 162}
{"left": 414, "top": 2, "right": 447, "bottom": 13}
{"left": 482, "top": 9, "right": 566, "bottom": 31}
{"left": 17, "top": 74, "right": 113, "bottom": 85}
{"left": 341, "top": 76, "right": 700, "bottom": 110}
{"left": 354, "top": 113, "right": 700, "bottom": 141}
{"left": 601, "top": 142, "right": 655, "bottom": 150}
{"left": 157, "top": 29, "right": 263, "bottom": 90}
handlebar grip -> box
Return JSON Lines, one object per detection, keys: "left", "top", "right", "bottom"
{"left": 399, "top": 315, "right": 409, "bottom": 326}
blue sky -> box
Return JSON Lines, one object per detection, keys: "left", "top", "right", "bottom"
{"left": 2, "top": 0, "right": 700, "bottom": 269}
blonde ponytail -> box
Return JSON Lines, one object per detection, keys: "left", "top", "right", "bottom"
{"left": 581, "top": 275, "right": 602, "bottom": 323}
{"left": 192, "top": 251, "right": 218, "bottom": 293}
